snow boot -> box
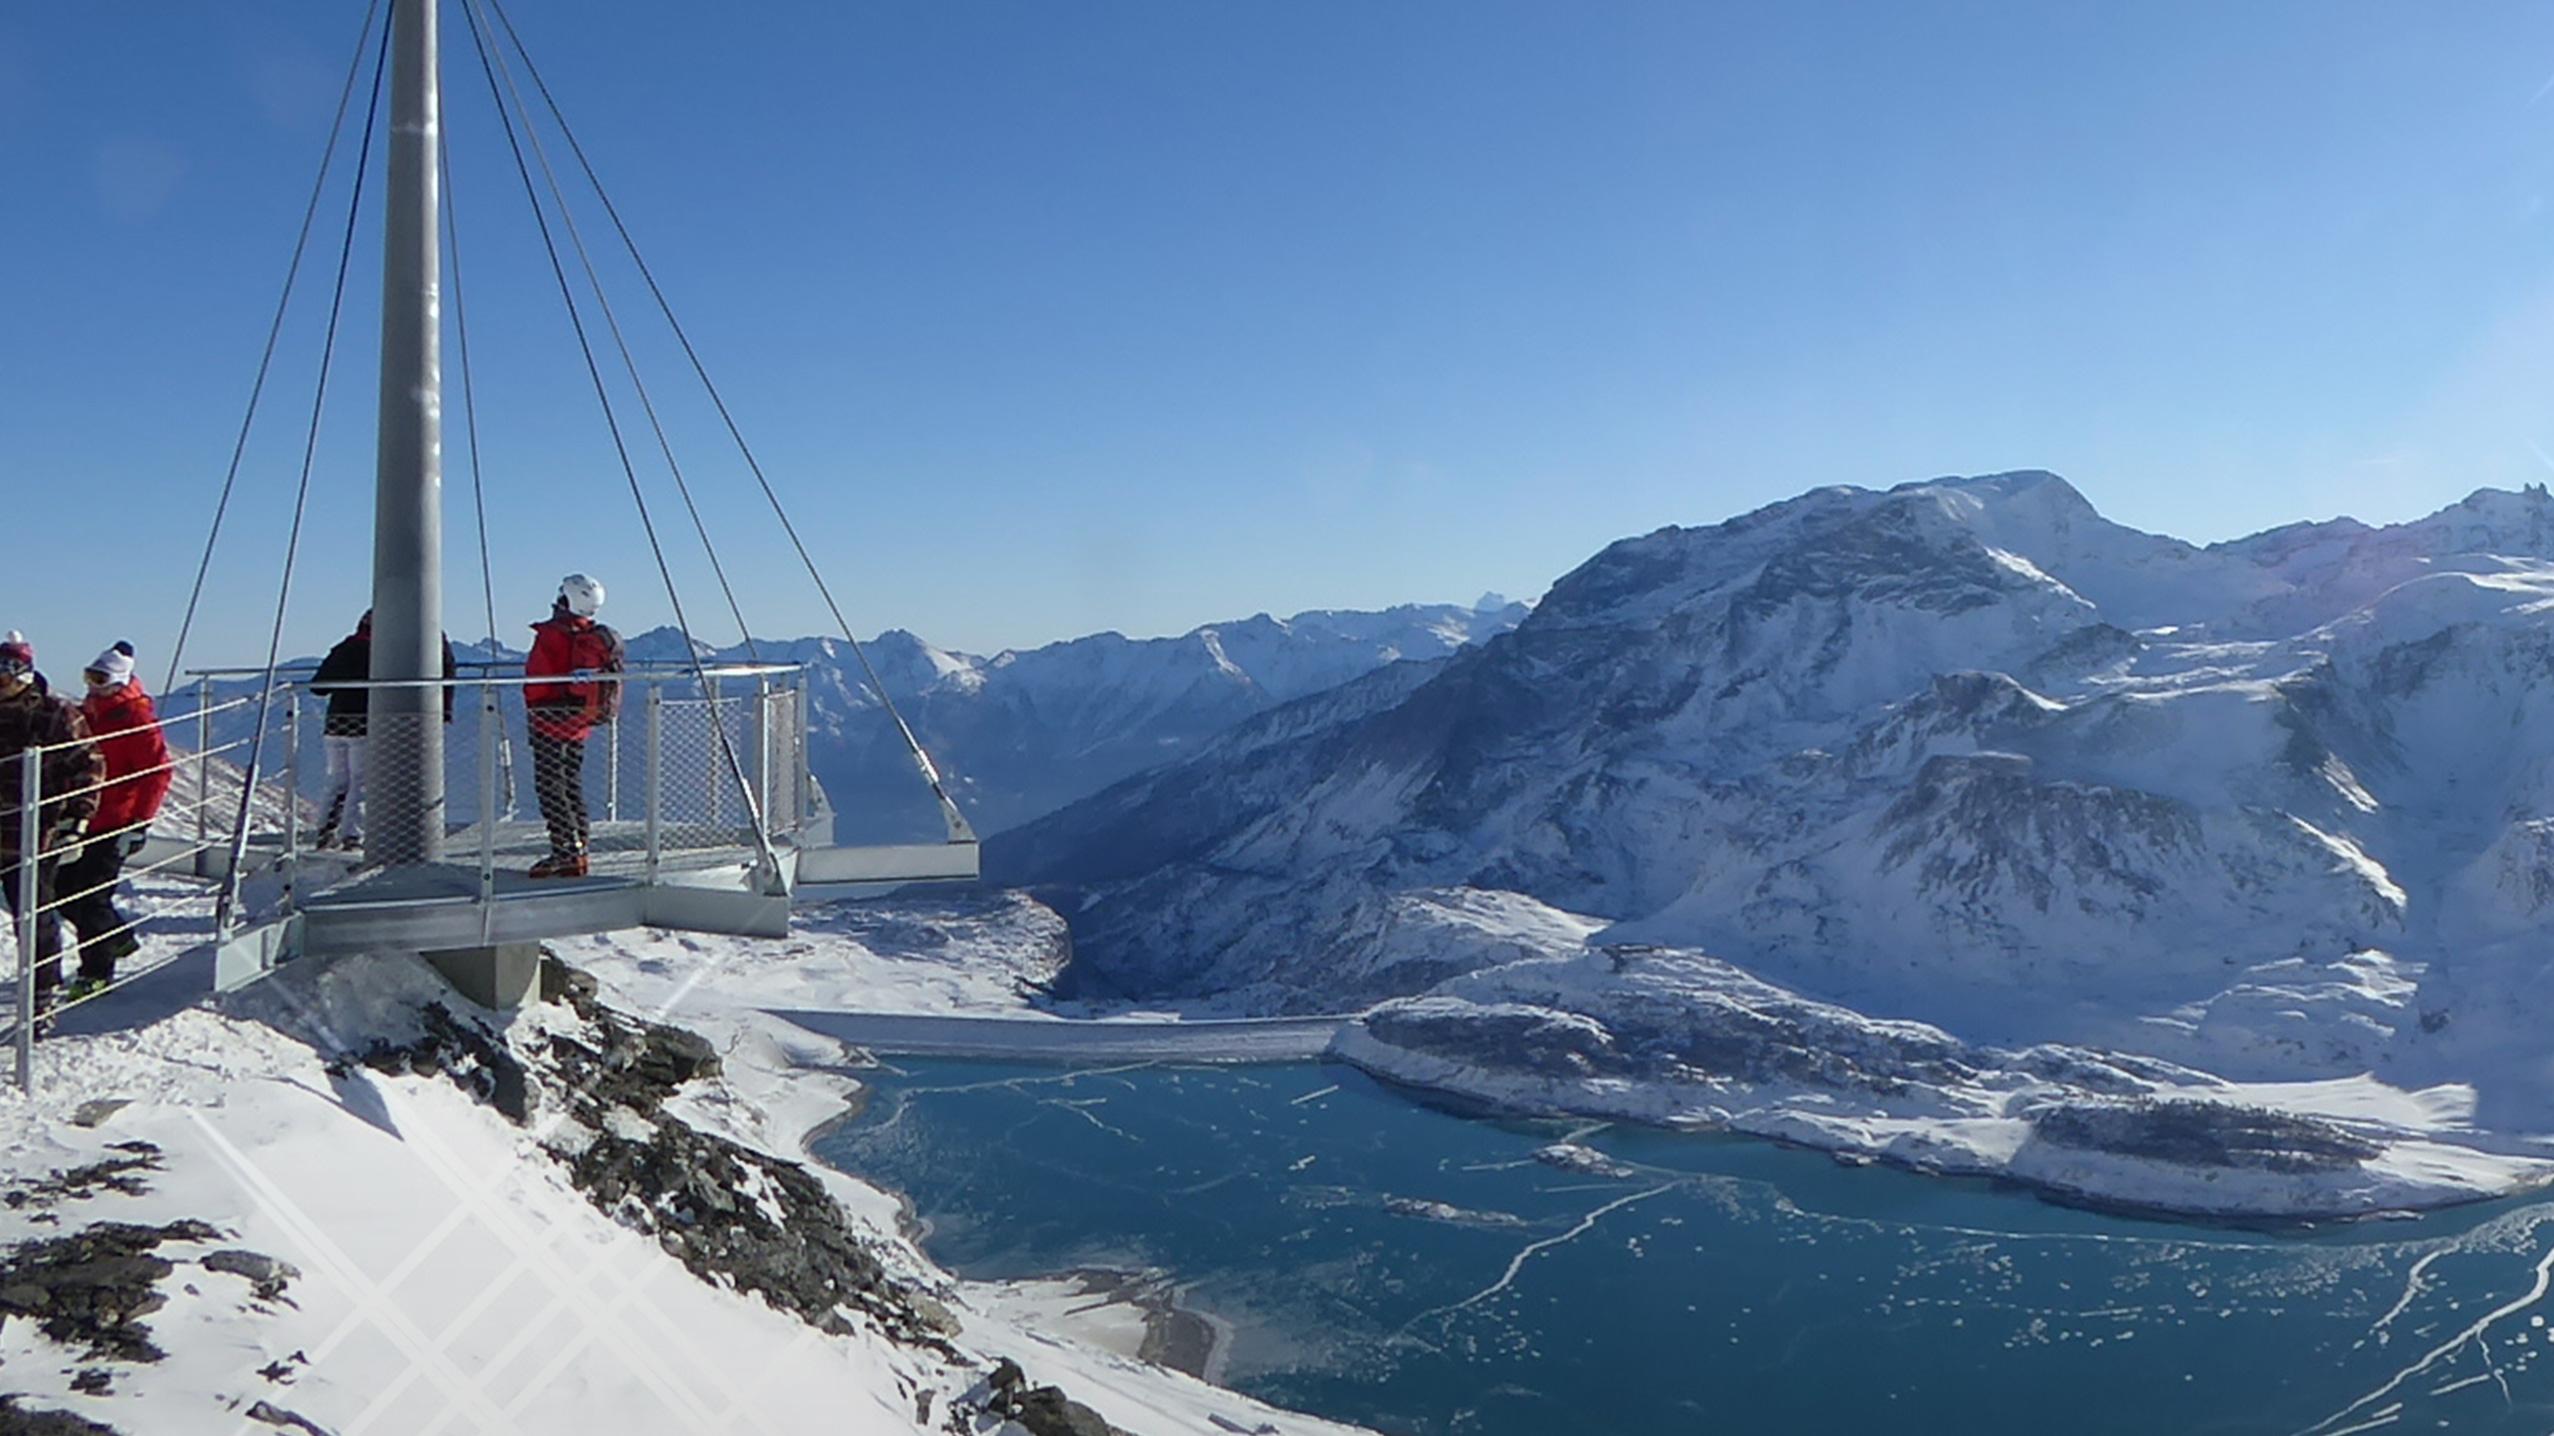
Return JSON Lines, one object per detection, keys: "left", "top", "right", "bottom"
{"left": 528, "top": 850, "right": 589, "bottom": 880}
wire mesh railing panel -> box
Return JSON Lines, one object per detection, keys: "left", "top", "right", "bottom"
{"left": 214, "top": 664, "right": 809, "bottom": 885}
{"left": 5, "top": 691, "right": 283, "bottom": 1083}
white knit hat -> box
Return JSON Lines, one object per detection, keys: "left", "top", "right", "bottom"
{"left": 87, "top": 642, "right": 135, "bottom": 688}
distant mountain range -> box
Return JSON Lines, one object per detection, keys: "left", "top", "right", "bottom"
{"left": 255, "top": 598, "right": 1530, "bottom": 844}
{"left": 741, "top": 598, "right": 1530, "bottom": 840}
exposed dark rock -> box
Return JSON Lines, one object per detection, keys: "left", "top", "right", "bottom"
{"left": 1366, "top": 1002, "right": 1635, "bottom": 1080}
{"left": 333, "top": 1003, "right": 532, "bottom": 1124}
{"left": 356, "top": 959, "right": 945, "bottom": 1356}
{"left": 538, "top": 952, "right": 599, "bottom": 1006}
{"left": 0, "top": 1396, "right": 122, "bottom": 1434}
{"left": 981, "top": 1357, "right": 1124, "bottom": 1436}
{"left": 2033, "top": 1099, "right": 2382, "bottom": 1173}
{"left": 0, "top": 1219, "right": 218, "bottom": 1361}
{"left": 1010, "top": 1386, "right": 1119, "bottom": 1436}
{"left": 202, "top": 1249, "right": 300, "bottom": 1304}
{"left": 67, "top": 1100, "right": 129, "bottom": 1130}
{"left": 562, "top": 1110, "right": 928, "bottom": 1346}
{"left": 67, "top": 1371, "right": 108, "bottom": 1396}
{"left": 242, "top": 1402, "right": 331, "bottom": 1436}
{"left": 4, "top": 1146, "right": 160, "bottom": 1211}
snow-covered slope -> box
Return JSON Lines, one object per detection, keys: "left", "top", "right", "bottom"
{"left": 989, "top": 473, "right": 2554, "bottom": 1206}
{"left": 0, "top": 924, "right": 1373, "bottom": 1435}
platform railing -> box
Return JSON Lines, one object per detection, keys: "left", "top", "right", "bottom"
{"left": 2, "top": 664, "right": 820, "bottom": 1089}
{"left": 6, "top": 688, "right": 278, "bottom": 1087}
{"left": 216, "top": 662, "right": 815, "bottom": 891}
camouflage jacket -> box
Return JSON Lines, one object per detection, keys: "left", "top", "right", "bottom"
{"left": 0, "top": 676, "right": 102, "bottom": 856}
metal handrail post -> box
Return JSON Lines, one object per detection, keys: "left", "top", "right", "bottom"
{"left": 644, "top": 684, "right": 662, "bottom": 883}
{"left": 478, "top": 683, "right": 497, "bottom": 942}
{"left": 17, "top": 749, "right": 40, "bottom": 1091}
{"left": 706, "top": 677, "right": 723, "bottom": 830}
{"left": 280, "top": 689, "right": 301, "bottom": 912}
{"left": 753, "top": 674, "right": 772, "bottom": 844}
{"left": 793, "top": 676, "right": 811, "bottom": 836}
{"left": 606, "top": 707, "right": 621, "bottom": 823}
{"left": 193, "top": 676, "right": 212, "bottom": 860}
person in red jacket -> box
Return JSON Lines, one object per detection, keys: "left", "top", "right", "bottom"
{"left": 523, "top": 574, "right": 623, "bottom": 878}
{"left": 60, "top": 642, "right": 171, "bottom": 991}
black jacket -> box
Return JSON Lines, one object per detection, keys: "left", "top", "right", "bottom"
{"left": 308, "top": 634, "right": 459, "bottom": 736}
{"left": 0, "top": 676, "right": 102, "bottom": 856}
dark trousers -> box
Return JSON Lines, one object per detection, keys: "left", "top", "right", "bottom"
{"left": 58, "top": 839, "right": 130, "bottom": 981}
{"left": 530, "top": 731, "right": 590, "bottom": 856}
{"left": 0, "top": 851, "right": 63, "bottom": 994}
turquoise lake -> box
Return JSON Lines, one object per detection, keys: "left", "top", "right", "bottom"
{"left": 814, "top": 1059, "right": 2554, "bottom": 1436}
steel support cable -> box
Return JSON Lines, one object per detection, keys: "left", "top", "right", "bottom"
{"left": 438, "top": 140, "right": 502, "bottom": 669}
{"left": 216, "top": 9, "right": 395, "bottom": 935}
{"left": 454, "top": 0, "right": 778, "bottom": 872}
{"left": 480, "top": 0, "right": 975, "bottom": 841}
{"left": 441, "top": 116, "right": 519, "bottom": 818}
{"left": 165, "top": 0, "right": 389, "bottom": 696}
{"left": 469, "top": 0, "right": 759, "bottom": 665}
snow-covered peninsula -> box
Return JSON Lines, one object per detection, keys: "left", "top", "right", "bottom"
{"left": 992, "top": 474, "right": 2554, "bottom": 1220}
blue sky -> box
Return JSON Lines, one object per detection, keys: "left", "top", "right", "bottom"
{"left": 10, "top": 1, "right": 2554, "bottom": 668}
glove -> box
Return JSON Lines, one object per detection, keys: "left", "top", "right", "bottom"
{"left": 46, "top": 821, "right": 86, "bottom": 857}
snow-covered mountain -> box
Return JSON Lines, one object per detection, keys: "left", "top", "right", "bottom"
{"left": 988, "top": 473, "right": 2554, "bottom": 1174}
{"left": 765, "top": 598, "right": 1529, "bottom": 841}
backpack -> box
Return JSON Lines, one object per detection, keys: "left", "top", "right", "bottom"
{"left": 576, "top": 623, "right": 627, "bottom": 726}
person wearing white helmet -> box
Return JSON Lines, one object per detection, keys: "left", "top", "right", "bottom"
{"left": 523, "top": 574, "right": 624, "bottom": 878}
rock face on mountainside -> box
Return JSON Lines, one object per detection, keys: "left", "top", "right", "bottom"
{"left": 991, "top": 474, "right": 2554, "bottom": 1112}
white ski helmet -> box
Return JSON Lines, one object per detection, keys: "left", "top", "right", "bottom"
{"left": 559, "top": 573, "right": 606, "bottom": 618}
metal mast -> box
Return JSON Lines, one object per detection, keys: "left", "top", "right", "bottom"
{"left": 369, "top": 0, "right": 446, "bottom": 865}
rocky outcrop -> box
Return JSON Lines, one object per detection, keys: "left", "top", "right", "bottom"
{"left": 0, "top": 1218, "right": 220, "bottom": 1362}
{"left": 0, "top": 1397, "right": 122, "bottom": 1434}
{"left": 2030, "top": 1099, "right": 2383, "bottom": 1174}
{"left": 341, "top": 959, "right": 955, "bottom": 1354}
{"left": 976, "top": 1357, "right": 1125, "bottom": 1436}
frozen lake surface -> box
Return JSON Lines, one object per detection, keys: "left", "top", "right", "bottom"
{"left": 817, "top": 1059, "right": 2554, "bottom": 1436}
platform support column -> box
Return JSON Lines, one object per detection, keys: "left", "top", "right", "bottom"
{"left": 424, "top": 942, "right": 540, "bottom": 1009}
